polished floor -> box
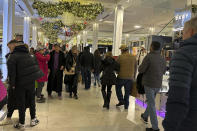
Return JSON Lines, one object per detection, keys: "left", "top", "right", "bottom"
{"left": 0, "top": 84, "right": 164, "bottom": 131}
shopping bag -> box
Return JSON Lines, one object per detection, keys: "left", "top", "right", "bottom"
{"left": 130, "top": 81, "right": 138, "bottom": 97}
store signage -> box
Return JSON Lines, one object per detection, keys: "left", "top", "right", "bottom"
{"left": 174, "top": 10, "right": 191, "bottom": 31}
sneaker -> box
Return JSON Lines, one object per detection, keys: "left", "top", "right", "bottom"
{"left": 74, "top": 95, "right": 78, "bottom": 100}
{"left": 146, "top": 128, "right": 160, "bottom": 131}
{"left": 30, "top": 118, "right": 39, "bottom": 127}
{"left": 141, "top": 114, "right": 148, "bottom": 124}
{"left": 116, "top": 102, "right": 124, "bottom": 107}
{"left": 14, "top": 123, "right": 25, "bottom": 130}
{"left": 37, "top": 98, "right": 45, "bottom": 103}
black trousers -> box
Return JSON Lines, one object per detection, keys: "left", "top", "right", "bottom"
{"left": 101, "top": 85, "right": 112, "bottom": 92}
{"left": 7, "top": 88, "right": 16, "bottom": 118}
{"left": 15, "top": 84, "right": 36, "bottom": 124}
{"left": 67, "top": 75, "right": 78, "bottom": 95}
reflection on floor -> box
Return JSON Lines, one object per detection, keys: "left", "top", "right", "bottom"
{"left": 1, "top": 84, "right": 164, "bottom": 131}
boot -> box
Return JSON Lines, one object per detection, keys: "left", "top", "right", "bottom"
{"left": 106, "top": 91, "right": 112, "bottom": 110}
{"left": 101, "top": 90, "right": 107, "bottom": 108}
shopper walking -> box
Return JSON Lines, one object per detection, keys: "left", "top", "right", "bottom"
{"left": 80, "top": 47, "right": 94, "bottom": 90}
{"left": 139, "top": 41, "right": 166, "bottom": 131}
{"left": 7, "top": 42, "right": 43, "bottom": 130}
{"left": 47, "top": 44, "right": 65, "bottom": 99}
{"left": 93, "top": 49, "right": 102, "bottom": 87}
{"left": 35, "top": 46, "right": 50, "bottom": 103}
{"left": 115, "top": 45, "right": 137, "bottom": 110}
{"left": 100, "top": 52, "right": 119, "bottom": 109}
{"left": 163, "top": 17, "right": 197, "bottom": 131}
{"left": 64, "top": 46, "right": 80, "bottom": 99}
{"left": 0, "top": 40, "right": 19, "bottom": 126}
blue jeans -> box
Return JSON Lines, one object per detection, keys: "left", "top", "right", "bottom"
{"left": 84, "top": 69, "right": 91, "bottom": 89}
{"left": 116, "top": 79, "right": 132, "bottom": 108}
{"left": 94, "top": 73, "right": 100, "bottom": 86}
{"left": 143, "top": 86, "right": 160, "bottom": 130}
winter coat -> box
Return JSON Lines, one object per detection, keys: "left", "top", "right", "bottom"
{"left": 117, "top": 52, "right": 137, "bottom": 80}
{"left": 0, "top": 80, "right": 7, "bottom": 102}
{"left": 7, "top": 45, "right": 44, "bottom": 89}
{"left": 93, "top": 55, "right": 102, "bottom": 74}
{"left": 138, "top": 51, "right": 166, "bottom": 88}
{"left": 35, "top": 52, "right": 50, "bottom": 82}
{"left": 100, "top": 57, "right": 120, "bottom": 86}
{"left": 80, "top": 50, "right": 94, "bottom": 71}
{"left": 64, "top": 51, "right": 80, "bottom": 84}
{"left": 163, "top": 33, "right": 197, "bottom": 131}
{"left": 47, "top": 51, "right": 65, "bottom": 92}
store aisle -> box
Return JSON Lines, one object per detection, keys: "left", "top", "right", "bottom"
{"left": 1, "top": 84, "right": 164, "bottom": 131}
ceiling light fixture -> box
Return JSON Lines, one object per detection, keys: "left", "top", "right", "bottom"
{"left": 134, "top": 25, "right": 141, "bottom": 29}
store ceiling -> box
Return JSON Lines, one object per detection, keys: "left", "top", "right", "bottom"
{"left": 0, "top": 0, "right": 187, "bottom": 40}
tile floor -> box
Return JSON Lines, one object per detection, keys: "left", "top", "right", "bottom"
{"left": 0, "top": 84, "right": 164, "bottom": 131}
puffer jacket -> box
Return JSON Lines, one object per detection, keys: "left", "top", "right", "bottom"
{"left": 163, "top": 34, "right": 197, "bottom": 131}
{"left": 7, "top": 45, "right": 44, "bottom": 89}
{"left": 100, "top": 57, "right": 120, "bottom": 85}
{"left": 35, "top": 52, "right": 50, "bottom": 82}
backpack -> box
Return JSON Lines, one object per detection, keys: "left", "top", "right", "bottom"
{"left": 136, "top": 73, "right": 145, "bottom": 94}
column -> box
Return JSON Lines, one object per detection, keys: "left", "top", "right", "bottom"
{"left": 77, "top": 34, "right": 81, "bottom": 50}
{"left": 83, "top": 31, "right": 87, "bottom": 48}
{"left": 2, "top": 0, "right": 15, "bottom": 81}
{"left": 23, "top": 17, "right": 31, "bottom": 45}
{"left": 113, "top": 5, "right": 124, "bottom": 56}
{"left": 92, "top": 23, "right": 99, "bottom": 53}
{"left": 32, "top": 25, "right": 37, "bottom": 49}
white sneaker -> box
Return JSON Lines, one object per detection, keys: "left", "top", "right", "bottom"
{"left": 0, "top": 118, "right": 12, "bottom": 126}
{"left": 0, "top": 109, "right": 7, "bottom": 121}
{"left": 14, "top": 123, "right": 25, "bottom": 130}
{"left": 30, "top": 118, "right": 39, "bottom": 127}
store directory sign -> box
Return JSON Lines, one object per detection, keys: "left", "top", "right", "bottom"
{"left": 174, "top": 10, "right": 191, "bottom": 30}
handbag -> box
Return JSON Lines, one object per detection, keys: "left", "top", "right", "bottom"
{"left": 64, "top": 59, "right": 76, "bottom": 75}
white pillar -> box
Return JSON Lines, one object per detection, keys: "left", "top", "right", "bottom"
{"left": 113, "top": 5, "right": 124, "bottom": 56}
{"left": 77, "top": 35, "right": 81, "bottom": 50}
{"left": 2, "top": 0, "right": 15, "bottom": 81}
{"left": 92, "top": 23, "right": 99, "bottom": 53}
{"left": 83, "top": 31, "right": 87, "bottom": 45}
{"left": 23, "top": 17, "right": 31, "bottom": 45}
{"left": 32, "top": 25, "right": 37, "bottom": 49}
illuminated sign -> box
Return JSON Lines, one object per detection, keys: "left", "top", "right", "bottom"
{"left": 174, "top": 10, "right": 192, "bottom": 31}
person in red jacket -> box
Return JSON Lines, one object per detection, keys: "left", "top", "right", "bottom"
{"left": 35, "top": 46, "right": 50, "bottom": 103}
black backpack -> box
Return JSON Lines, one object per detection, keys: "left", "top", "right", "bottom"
{"left": 136, "top": 73, "right": 145, "bottom": 94}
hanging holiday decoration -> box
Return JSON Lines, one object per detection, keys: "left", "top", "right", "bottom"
{"left": 41, "top": 20, "right": 87, "bottom": 43}
{"left": 32, "top": 0, "right": 104, "bottom": 20}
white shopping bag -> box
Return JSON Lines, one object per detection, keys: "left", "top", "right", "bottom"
{"left": 0, "top": 105, "right": 7, "bottom": 121}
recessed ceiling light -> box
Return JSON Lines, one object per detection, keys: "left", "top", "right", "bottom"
{"left": 134, "top": 25, "right": 141, "bottom": 29}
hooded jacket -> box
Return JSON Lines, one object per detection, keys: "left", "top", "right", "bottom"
{"left": 35, "top": 52, "right": 50, "bottom": 82}
{"left": 163, "top": 34, "right": 197, "bottom": 131}
{"left": 7, "top": 45, "right": 43, "bottom": 89}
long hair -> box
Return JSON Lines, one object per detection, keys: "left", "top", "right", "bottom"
{"left": 94, "top": 49, "right": 100, "bottom": 57}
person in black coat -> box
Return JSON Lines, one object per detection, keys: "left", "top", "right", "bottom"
{"left": 100, "top": 52, "right": 120, "bottom": 109}
{"left": 7, "top": 43, "right": 43, "bottom": 129}
{"left": 93, "top": 49, "right": 102, "bottom": 87}
{"left": 80, "top": 46, "right": 94, "bottom": 90}
{"left": 64, "top": 46, "right": 80, "bottom": 99}
{"left": 47, "top": 44, "right": 65, "bottom": 99}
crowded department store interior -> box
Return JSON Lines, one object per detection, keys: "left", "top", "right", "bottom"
{"left": 0, "top": 0, "right": 197, "bottom": 131}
